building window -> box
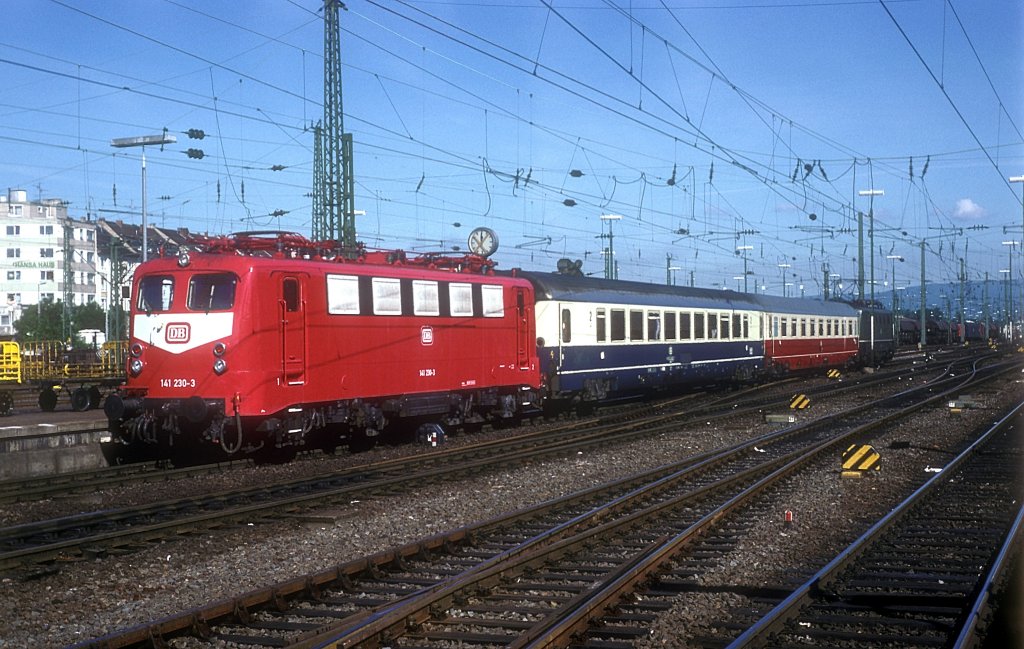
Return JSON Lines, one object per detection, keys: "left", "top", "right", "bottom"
{"left": 5, "top": 225, "right": 19, "bottom": 235}
{"left": 40, "top": 271, "right": 54, "bottom": 281}
{"left": 8, "top": 205, "right": 22, "bottom": 216}
{"left": 6, "top": 271, "right": 20, "bottom": 280}
{"left": 40, "top": 248, "right": 54, "bottom": 258}
{"left": 6, "top": 248, "right": 19, "bottom": 258}
{"left": 86, "top": 230, "right": 94, "bottom": 242}
{"left": 39, "top": 225, "right": 53, "bottom": 235}
{"left": 87, "top": 252, "right": 95, "bottom": 263}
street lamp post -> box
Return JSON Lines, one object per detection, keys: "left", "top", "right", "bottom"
{"left": 1010, "top": 175, "right": 1023, "bottom": 338}
{"left": 778, "top": 263, "right": 791, "bottom": 297}
{"left": 858, "top": 188, "right": 884, "bottom": 303}
{"left": 1003, "top": 241, "right": 1018, "bottom": 341}
{"left": 599, "top": 214, "right": 622, "bottom": 280}
{"left": 111, "top": 133, "right": 178, "bottom": 262}
{"left": 736, "top": 245, "right": 753, "bottom": 292}
{"left": 886, "top": 255, "right": 904, "bottom": 313}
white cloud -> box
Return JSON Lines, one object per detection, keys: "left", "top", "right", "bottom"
{"left": 954, "top": 198, "right": 986, "bottom": 219}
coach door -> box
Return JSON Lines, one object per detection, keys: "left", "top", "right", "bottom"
{"left": 278, "top": 274, "right": 307, "bottom": 385}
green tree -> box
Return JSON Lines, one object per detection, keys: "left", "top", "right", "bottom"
{"left": 14, "top": 299, "right": 65, "bottom": 342}
{"left": 73, "top": 302, "right": 106, "bottom": 332}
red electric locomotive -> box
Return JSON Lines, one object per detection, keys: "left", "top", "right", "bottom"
{"left": 103, "top": 232, "right": 541, "bottom": 465}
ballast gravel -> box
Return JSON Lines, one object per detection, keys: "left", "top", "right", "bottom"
{"left": 0, "top": 371, "right": 1018, "bottom": 649}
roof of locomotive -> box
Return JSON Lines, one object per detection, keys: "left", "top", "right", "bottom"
{"left": 516, "top": 271, "right": 858, "bottom": 317}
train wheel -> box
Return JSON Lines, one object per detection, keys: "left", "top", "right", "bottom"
{"left": 38, "top": 388, "right": 58, "bottom": 412}
{"left": 87, "top": 386, "right": 103, "bottom": 410}
{"left": 0, "top": 390, "right": 13, "bottom": 416}
{"left": 71, "top": 387, "right": 91, "bottom": 412}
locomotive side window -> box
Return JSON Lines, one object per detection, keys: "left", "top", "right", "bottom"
{"left": 449, "top": 283, "right": 473, "bottom": 317}
{"left": 693, "top": 312, "right": 705, "bottom": 339}
{"left": 327, "top": 274, "right": 360, "bottom": 314}
{"left": 610, "top": 309, "right": 626, "bottom": 342}
{"left": 647, "top": 311, "right": 661, "bottom": 341}
{"left": 412, "top": 280, "right": 439, "bottom": 316}
{"left": 481, "top": 285, "right": 504, "bottom": 317}
{"left": 629, "top": 310, "right": 643, "bottom": 341}
{"left": 561, "top": 308, "right": 572, "bottom": 343}
{"left": 372, "top": 278, "right": 402, "bottom": 315}
{"left": 138, "top": 275, "right": 174, "bottom": 312}
{"left": 596, "top": 308, "right": 607, "bottom": 342}
{"left": 187, "top": 273, "right": 236, "bottom": 311}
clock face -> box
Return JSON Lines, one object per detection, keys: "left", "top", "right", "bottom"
{"left": 468, "top": 227, "right": 498, "bottom": 257}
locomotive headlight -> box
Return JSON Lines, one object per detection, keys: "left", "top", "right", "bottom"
{"left": 130, "top": 343, "right": 144, "bottom": 358}
{"left": 129, "top": 358, "right": 144, "bottom": 376}
{"left": 177, "top": 248, "right": 191, "bottom": 267}
{"left": 213, "top": 342, "right": 227, "bottom": 357}
{"left": 213, "top": 358, "right": 228, "bottom": 375}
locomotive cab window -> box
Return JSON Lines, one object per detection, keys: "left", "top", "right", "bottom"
{"left": 138, "top": 275, "right": 174, "bottom": 312}
{"left": 188, "top": 273, "right": 236, "bottom": 311}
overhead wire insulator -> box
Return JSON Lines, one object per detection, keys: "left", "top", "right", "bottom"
{"left": 186, "top": 128, "right": 206, "bottom": 139}
{"left": 185, "top": 148, "right": 205, "bottom": 159}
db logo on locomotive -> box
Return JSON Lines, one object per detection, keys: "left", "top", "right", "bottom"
{"left": 165, "top": 323, "right": 191, "bottom": 344}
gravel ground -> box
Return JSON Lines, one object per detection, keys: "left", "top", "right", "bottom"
{"left": 0, "top": 372, "right": 1018, "bottom": 648}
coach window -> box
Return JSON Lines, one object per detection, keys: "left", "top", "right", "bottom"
{"left": 780, "top": 317, "right": 788, "bottom": 337}
{"left": 708, "top": 313, "right": 719, "bottom": 339}
{"left": 694, "top": 312, "right": 705, "bottom": 339}
{"left": 481, "top": 285, "right": 504, "bottom": 317}
{"left": 799, "top": 318, "right": 807, "bottom": 337}
{"left": 610, "top": 309, "right": 626, "bottom": 341}
{"left": 372, "top": 277, "right": 402, "bottom": 315}
{"left": 664, "top": 311, "right": 677, "bottom": 341}
{"left": 680, "top": 311, "right": 691, "bottom": 340}
{"left": 412, "top": 280, "right": 439, "bottom": 316}
{"left": 742, "top": 314, "right": 750, "bottom": 338}
{"left": 772, "top": 316, "right": 779, "bottom": 338}
{"left": 188, "top": 273, "right": 236, "bottom": 311}
{"left": 629, "top": 310, "right": 644, "bottom": 341}
{"left": 138, "top": 275, "right": 174, "bottom": 312}
{"left": 720, "top": 314, "right": 730, "bottom": 339}
{"left": 561, "top": 308, "right": 572, "bottom": 343}
{"left": 733, "top": 313, "right": 743, "bottom": 339}
{"left": 596, "top": 308, "right": 607, "bottom": 342}
{"left": 647, "top": 311, "right": 661, "bottom": 341}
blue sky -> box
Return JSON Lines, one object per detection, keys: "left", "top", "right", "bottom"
{"left": 1, "top": 0, "right": 1022, "bottom": 305}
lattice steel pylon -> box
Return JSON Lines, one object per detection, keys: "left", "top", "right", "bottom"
{"left": 312, "top": 0, "right": 356, "bottom": 249}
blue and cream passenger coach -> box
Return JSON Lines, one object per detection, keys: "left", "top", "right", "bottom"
{"left": 518, "top": 272, "right": 766, "bottom": 408}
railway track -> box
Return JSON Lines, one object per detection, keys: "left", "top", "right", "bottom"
{"left": 0, "top": 353, "right": 993, "bottom": 570}
{"left": 65, "top": 356, "right": 1021, "bottom": 648}
{"left": 0, "top": 349, "right": 989, "bottom": 507}
{"left": 726, "top": 402, "right": 1023, "bottom": 648}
